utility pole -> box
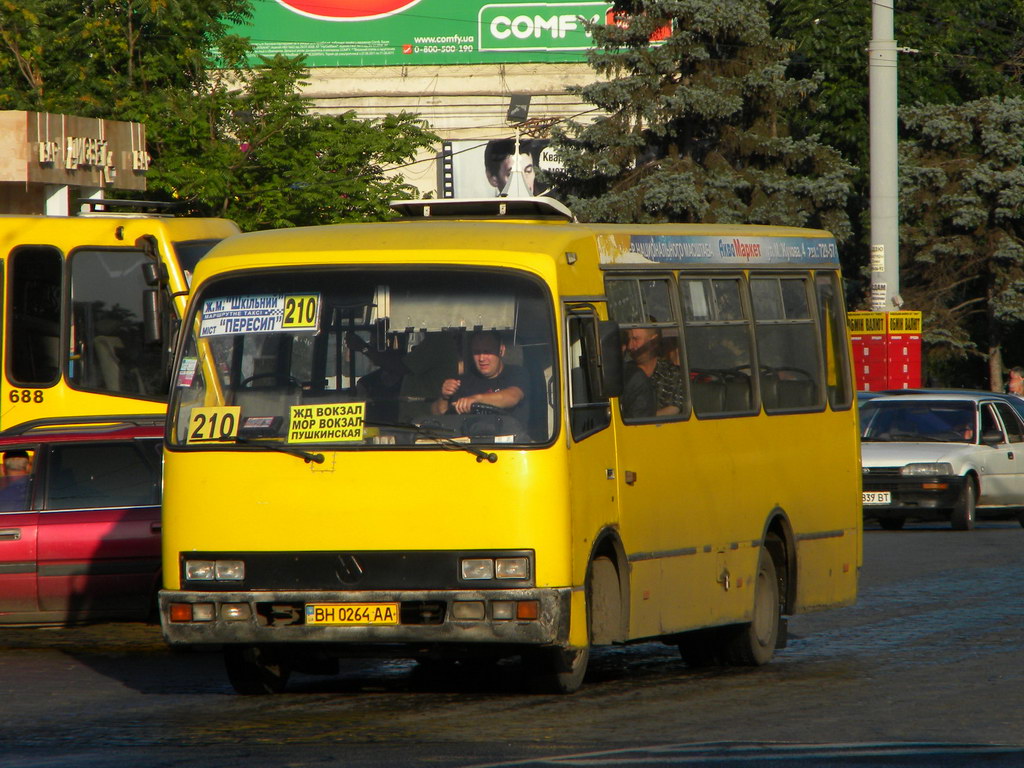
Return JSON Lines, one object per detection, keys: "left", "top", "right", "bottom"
{"left": 868, "top": 0, "right": 901, "bottom": 310}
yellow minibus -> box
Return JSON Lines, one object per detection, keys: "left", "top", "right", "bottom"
{"left": 159, "top": 198, "right": 861, "bottom": 694}
{"left": 0, "top": 202, "right": 239, "bottom": 432}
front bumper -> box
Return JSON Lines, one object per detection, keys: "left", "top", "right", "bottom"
{"left": 861, "top": 473, "right": 966, "bottom": 518}
{"left": 159, "top": 587, "right": 571, "bottom": 647}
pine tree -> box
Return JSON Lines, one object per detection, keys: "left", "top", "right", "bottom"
{"left": 899, "top": 96, "right": 1024, "bottom": 385}
{"left": 547, "top": 0, "right": 852, "bottom": 236}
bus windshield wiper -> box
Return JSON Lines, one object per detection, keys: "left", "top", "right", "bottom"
{"left": 365, "top": 421, "right": 498, "bottom": 464}
{"left": 233, "top": 435, "right": 325, "bottom": 464}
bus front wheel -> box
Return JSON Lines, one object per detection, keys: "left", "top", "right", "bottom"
{"left": 720, "top": 547, "right": 780, "bottom": 666}
{"left": 524, "top": 644, "right": 589, "bottom": 694}
{"left": 224, "top": 645, "right": 291, "bottom": 695}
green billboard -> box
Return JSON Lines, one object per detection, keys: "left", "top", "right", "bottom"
{"left": 234, "top": 0, "right": 617, "bottom": 66}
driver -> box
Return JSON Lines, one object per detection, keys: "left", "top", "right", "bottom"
{"left": 432, "top": 331, "right": 527, "bottom": 418}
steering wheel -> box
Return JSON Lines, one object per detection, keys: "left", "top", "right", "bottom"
{"left": 240, "top": 373, "right": 302, "bottom": 389}
{"left": 469, "top": 402, "right": 504, "bottom": 416}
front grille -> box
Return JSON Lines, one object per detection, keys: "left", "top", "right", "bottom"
{"left": 863, "top": 467, "right": 902, "bottom": 477}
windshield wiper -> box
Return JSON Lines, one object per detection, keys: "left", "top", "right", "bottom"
{"left": 233, "top": 435, "right": 325, "bottom": 464}
{"left": 365, "top": 420, "right": 498, "bottom": 464}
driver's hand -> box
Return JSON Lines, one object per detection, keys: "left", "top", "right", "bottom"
{"left": 440, "top": 378, "right": 461, "bottom": 398}
{"left": 453, "top": 395, "right": 478, "bottom": 414}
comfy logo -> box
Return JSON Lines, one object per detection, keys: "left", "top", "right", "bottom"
{"left": 277, "top": 0, "right": 423, "bottom": 20}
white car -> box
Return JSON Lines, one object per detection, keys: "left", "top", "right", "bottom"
{"left": 859, "top": 392, "right": 1024, "bottom": 530}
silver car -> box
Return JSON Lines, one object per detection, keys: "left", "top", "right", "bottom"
{"left": 860, "top": 392, "right": 1024, "bottom": 530}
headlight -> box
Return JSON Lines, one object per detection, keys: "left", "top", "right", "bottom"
{"left": 461, "top": 558, "right": 495, "bottom": 580}
{"left": 495, "top": 557, "right": 529, "bottom": 579}
{"left": 184, "top": 560, "right": 216, "bottom": 580}
{"left": 184, "top": 559, "right": 245, "bottom": 581}
{"left": 901, "top": 462, "right": 954, "bottom": 476}
{"left": 215, "top": 560, "right": 245, "bottom": 581}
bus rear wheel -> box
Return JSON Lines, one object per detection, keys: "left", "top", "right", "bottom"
{"left": 224, "top": 645, "right": 291, "bottom": 695}
{"left": 720, "top": 547, "right": 780, "bottom": 666}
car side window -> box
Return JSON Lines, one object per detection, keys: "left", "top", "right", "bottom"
{"left": 44, "top": 441, "right": 160, "bottom": 510}
{"left": 993, "top": 402, "right": 1024, "bottom": 443}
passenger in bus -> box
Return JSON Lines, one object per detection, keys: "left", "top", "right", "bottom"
{"left": 621, "top": 328, "right": 686, "bottom": 418}
{"left": 0, "top": 450, "right": 32, "bottom": 511}
{"left": 345, "top": 332, "right": 407, "bottom": 423}
{"left": 432, "top": 331, "right": 527, "bottom": 418}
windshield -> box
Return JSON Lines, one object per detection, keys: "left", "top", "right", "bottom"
{"left": 170, "top": 269, "right": 556, "bottom": 450}
{"left": 860, "top": 400, "right": 977, "bottom": 443}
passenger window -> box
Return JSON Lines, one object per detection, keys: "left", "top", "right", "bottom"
{"left": 8, "top": 246, "right": 62, "bottom": 386}
{"left": 566, "top": 313, "right": 611, "bottom": 441}
{"left": 680, "top": 277, "right": 755, "bottom": 417}
{"left": 68, "top": 248, "right": 166, "bottom": 398}
{"left": 606, "top": 276, "right": 687, "bottom": 423}
{"left": 993, "top": 402, "right": 1024, "bottom": 443}
{"left": 44, "top": 442, "right": 160, "bottom": 510}
{"left": 815, "top": 272, "right": 853, "bottom": 410}
{"left": 751, "top": 276, "right": 823, "bottom": 413}
{"left": 0, "top": 447, "right": 36, "bottom": 512}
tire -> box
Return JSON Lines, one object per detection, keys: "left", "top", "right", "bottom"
{"left": 720, "top": 547, "right": 781, "bottom": 666}
{"left": 878, "top": 517, "right": 906, "bottom": 531}
{"left": 950, "top": 479, "right": 977, "bottom": 531}
{"left": 524, "top": 645, "right": 589, "bottom": 694}
{"left": 589, "top": 556, "right": 621, "bottom": 645}
{"left": 224, "top": 645, "right": 291, "bottom": 695}
{"left": 677, "top": 627, "right": 723, "bottom": 667}
{"left": 525, "top": 556, "right": 605, "bottom": 694}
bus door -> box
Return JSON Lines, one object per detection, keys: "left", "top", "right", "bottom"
{"left": 564, "top": 306, "right": 620, "bottom": 606}
{"left": 603, "top": 274, "right": 740, "bottom": 638}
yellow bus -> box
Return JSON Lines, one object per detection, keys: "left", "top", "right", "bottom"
{"left": 0, "top": 202, "right": 239, "bottom": 432}
{"left": 159, "top": 198, "right": 861, "bottom": 694}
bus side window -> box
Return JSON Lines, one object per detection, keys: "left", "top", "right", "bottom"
{"left": 815, "top": 272, "right": 853, "bottom": 410}
{"left": 606, "top": 276, "right": 688, "bottom": 423}
{"left": 8, "top": 246, "right": 62, "bottom": 387}
{"left": 751, "top": 276, "right": 824, "bottom": 413}
{"left": 680, "top": 277, "right": 756, "bottom": 418}
{"left": 567, "top": 314, "right": 610, "bottom": 440}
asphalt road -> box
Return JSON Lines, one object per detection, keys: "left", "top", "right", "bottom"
{"left": 1, "top": 520, "right": 1023, "bottom": 768}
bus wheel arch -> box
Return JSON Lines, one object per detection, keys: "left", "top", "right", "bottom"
{"left": 762, "top": 509, "right": 795, "bottom": 616}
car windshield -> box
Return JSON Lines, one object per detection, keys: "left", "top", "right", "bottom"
{"left": 860, "top": 400, "right": 977, "bottom": 443}
{"left": 169, "top": 268, "right": 555, "bottom": 450}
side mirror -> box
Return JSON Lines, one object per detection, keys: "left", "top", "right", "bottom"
{"left": 981, "top": 429, "right": 1005, "bottom": 446}
{"left": 142, "top": 289, "right": 161, "bottom": 344}
{"left": 595, "top": 319, "right": 622, "bottom": 399}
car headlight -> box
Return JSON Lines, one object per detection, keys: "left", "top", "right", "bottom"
{"left": 901, "top": 462, "right": 954, "bottom": 476}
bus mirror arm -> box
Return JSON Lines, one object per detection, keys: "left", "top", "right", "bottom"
{"left": 596, "top": 320, "right": 623, "bottom": 399}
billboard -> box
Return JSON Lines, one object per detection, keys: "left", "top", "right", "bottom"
{"left": 441, "top": 139, "right": 562, "bottom": 198}
{"left": 233, "top": 1, "right": 622, "bottom": 67}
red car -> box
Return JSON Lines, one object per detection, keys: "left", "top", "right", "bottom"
{"left": 0, "top": 419, "right": 163, "bottom": 625}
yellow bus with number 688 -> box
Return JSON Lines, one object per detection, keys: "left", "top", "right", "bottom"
{"left": 159, "top": 198, "right": 861, "bottom": 694}
{"left": 0, "top": 203, "right": 239, "bottom": 433}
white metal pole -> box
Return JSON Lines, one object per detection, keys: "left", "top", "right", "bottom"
{"left": 868, "top": 0, "right": 901, "bottom": 309}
